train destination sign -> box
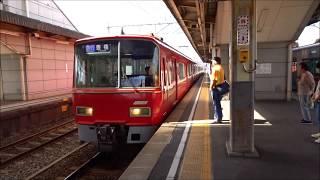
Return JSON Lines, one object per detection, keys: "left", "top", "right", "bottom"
{"left": 85, "top": 44, "right": 111, "bottom": 54}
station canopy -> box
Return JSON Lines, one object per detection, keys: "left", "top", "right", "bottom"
{"left": 164, "top": 0, "right": 320, "bottom": 62}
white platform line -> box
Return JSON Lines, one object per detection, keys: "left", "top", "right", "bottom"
{"left": 166, "top": 79, "right": 203, "bottom": 180}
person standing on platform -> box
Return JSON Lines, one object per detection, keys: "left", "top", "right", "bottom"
{"left": 297, "top": 62, "right": 315, "bottom": 124}
{"left": 210, "top": 57, "right": 225, "bottom": 123}
{"left": 311, "top": 62, "right": 320, "bottom": 143}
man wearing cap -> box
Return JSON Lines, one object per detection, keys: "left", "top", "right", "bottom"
{"left": 210, "top": 57, "right": 225, "bottom": 123}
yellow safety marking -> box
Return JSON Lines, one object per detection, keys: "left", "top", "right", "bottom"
{"left": 178, "top": 78, "right": 212, "bottom": 180}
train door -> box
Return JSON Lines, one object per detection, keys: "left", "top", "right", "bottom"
{"left": 174, "top": 58, "right": 178, "bottom": 101}
{"left": 166, "top": 58, "right": 174, "bottom": 105}
{"left": 162, "top": 57, "right": 168, "bottom": 101}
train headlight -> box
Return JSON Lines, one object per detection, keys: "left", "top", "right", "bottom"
{"left": 130, "top": 107, "right": 151, "bottom": 117}
{"left": 76, "top": 106, "right": 93, "bottom": 116}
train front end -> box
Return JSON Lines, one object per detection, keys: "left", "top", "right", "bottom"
{"left": 73, "top": 37, "right": 162, "bottom": 149}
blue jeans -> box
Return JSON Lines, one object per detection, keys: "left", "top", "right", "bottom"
{"left": 298, "top": 95, "right": 312, "bottom": 121}
{"left": 316, "top": 102, "right": 320, "bottom": 124}
{"left": 211, "top": 88, "right": 223, "bottom": 121}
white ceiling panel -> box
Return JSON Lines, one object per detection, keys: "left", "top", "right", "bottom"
{"left": 269, "top": 6, "right": 310, "bottom": 41}
{"left": 214, "top": 0, "right": 317, "bottom": 45}
{"left": 256, "top": 1, "right": 282, "bottom": 42}
{"left": 280, "top": 0, "right": 313, "bottom": 7}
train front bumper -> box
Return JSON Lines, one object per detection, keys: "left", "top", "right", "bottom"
{"left": 78, "top": 124, "right": 157, "bottom": 144}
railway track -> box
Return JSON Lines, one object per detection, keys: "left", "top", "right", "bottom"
{"left": 25, "top": 142, "right": 92, "bottom": 180}
{"left": 63, "top": 145, "right": 144, "bottom": 180}
{"left": 0, "top": 120, "right": 77, "bottom": 166}
{"left": 64, "top": 152, "right": 102, "bottom": 180}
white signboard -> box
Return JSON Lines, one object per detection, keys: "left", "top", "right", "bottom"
{"left": 237, "top": 16, "right": 249, "bottom": 45}
{"left": 256, "top": 63, "right": 272, "bottom": 74}
{"left": 126, "top": 65, "right": 133, "bottom": 75}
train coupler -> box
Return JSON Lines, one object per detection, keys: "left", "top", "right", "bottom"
{"left": 97, "top": 125, "right": 116, "bottom": 144}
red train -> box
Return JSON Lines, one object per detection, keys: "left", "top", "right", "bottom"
{"left": 73, "top": 35, "right": 203, "bottom": 150}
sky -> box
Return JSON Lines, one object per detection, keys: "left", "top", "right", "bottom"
{"left": 297, "top": 22, "right": 320, "bottom": 46}
{"left": 55, "top": 0, "right": 319, "bottom": 63}
{"left": 55, "top": 0, "right": 202, "bottom": 62}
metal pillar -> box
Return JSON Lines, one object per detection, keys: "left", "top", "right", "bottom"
{"left": 226, "top": 0, "right": 259, "bottom": 157}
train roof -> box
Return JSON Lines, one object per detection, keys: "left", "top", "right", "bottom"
{"left": 293, "top": 43, "right": 320, "bottom": 51}
{"left": 76, "top": 34, "right": 196, "bottom": 64}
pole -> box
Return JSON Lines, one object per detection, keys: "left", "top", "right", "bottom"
{"left": 226, "top": 0, "right": 258, "bottom": 157}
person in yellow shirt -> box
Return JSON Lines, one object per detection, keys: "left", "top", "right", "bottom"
{"left": 210, "top": 57, "right": 225, "bottom": 123}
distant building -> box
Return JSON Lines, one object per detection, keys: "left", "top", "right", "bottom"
{"left": 0, "top": 0, "right": 88, "bottom": 102}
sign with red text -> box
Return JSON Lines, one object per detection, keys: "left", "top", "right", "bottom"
{"left": 237, "top": 16, "right": 249, "bottom": 45}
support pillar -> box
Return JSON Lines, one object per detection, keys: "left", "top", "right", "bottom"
{"left": 226, "top": 0, "right": 259, "bottom": 157}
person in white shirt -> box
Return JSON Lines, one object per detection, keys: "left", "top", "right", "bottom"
{"left": 297, "top": 62, "right": 315, "bottom": 123}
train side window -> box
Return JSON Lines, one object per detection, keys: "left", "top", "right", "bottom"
{"left": 168, "top": 59, "right": 173, "bottom": 85}
{"left": 178, "top": 63, "right": 186, "bottom": 81}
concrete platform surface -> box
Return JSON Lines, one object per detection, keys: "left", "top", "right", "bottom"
{"left": 120, "top": 76, "right": 320, "bottom": 180}
{"left": 211, "top": 100, "right": 320, "bottom": 180}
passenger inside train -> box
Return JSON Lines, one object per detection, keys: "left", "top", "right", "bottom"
{"left": 144, "top": 66, "right": 153, "bottom": 86}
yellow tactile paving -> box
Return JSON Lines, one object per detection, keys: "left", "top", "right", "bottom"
{"left": 178, "top": 81, "right": 212, "bottom": 180}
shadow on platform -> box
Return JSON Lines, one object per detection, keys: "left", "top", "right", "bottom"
{"left": 211, "top": 100, "right": 319, "bottom": 180}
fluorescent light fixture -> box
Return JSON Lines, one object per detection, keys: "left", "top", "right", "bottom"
{"left": 257, "top": 9, "right": 269, "bottom": 32}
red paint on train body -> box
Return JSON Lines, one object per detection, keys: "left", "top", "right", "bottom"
{"left": 73, "top": 35, "right": 203, "bottom": 149}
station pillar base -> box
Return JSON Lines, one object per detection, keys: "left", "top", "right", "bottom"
{"left": 226, "top": 141, "right": 259, "bottom": 158}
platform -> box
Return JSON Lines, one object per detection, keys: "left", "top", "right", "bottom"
{"left": 0, "top": 94, "right": 73, "bottom": 141}
{"left": 119, "top": 76, "right": 320, "bottom": 180}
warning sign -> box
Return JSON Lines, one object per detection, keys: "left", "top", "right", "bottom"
{"left": 237, "top": 16, "right": 249, "bottom": 45}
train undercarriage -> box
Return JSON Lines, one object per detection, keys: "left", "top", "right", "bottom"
{"left": 78, "top": 124, "right": 157, "bottom": 151}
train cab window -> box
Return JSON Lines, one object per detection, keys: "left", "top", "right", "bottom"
{"left": 178, "top": 63, "right": 185, "bottom": 81}
{"left": 75, "top": 39, "right": 159, "bottom": 88}
{"left": 75, "top": 40, "right": 119, "bottom": 88}
{"left": 120, "top": 40, "right": 159, "bottom": 87}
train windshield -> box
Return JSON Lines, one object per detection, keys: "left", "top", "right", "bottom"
{"left": 120, "top": 40, "right": 159, "bottom": 87}
{"left": 75, "top": 39, "right": 159, "bottom": 88}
